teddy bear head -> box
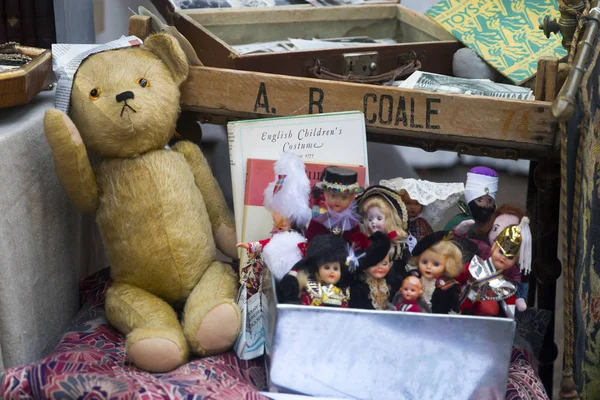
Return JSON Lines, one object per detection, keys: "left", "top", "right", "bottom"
{"left": 69, "top": 34, "right": 189, "bottom": 158}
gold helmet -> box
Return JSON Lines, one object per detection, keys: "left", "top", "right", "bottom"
{"left": 495, "top": 225, "right": 522, "bottom": 259}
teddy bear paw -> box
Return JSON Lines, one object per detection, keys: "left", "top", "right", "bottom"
{"left": 196, "top": 303, "right": 241, "bottom": 356}
{"left": 128, "top": 337, "right": 186, "bottom": 372}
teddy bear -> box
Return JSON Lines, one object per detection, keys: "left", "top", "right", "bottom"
{"left": 44, "top": 33, "right": 241, "bottom": 373}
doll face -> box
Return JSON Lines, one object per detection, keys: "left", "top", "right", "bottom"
{"left": 366, "top": 207, "right": 386, "bottom": 233}
{"left": 365, "top": 253, "right": 391, "bottom": 280}
{"left": 491, "top": 243, "right": 517, "bottom": 271}
{"left": 474, "top": 195, "right": 495, "bottom": 208}
{"left": 418, "top": 249, "right": 446, "bottom": 279}
{"left": 488, "top": 214, "right": 520, "bottom": 245}
{"left": 317, "top": 261, "right": 341, "bottom": 285}
{"left": 324, "top": 191, "right": 355, "bottom": 213}
{"left": 401, "top": 193, "right": 423, "bottom": 218}
{"left": 401, "top": 277, "right": 423, "bottom": 301}
{"left": 272, "top": 212, "right": 291, "bottom": 232}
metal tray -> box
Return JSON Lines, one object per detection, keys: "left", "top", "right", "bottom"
{"left": 263, "top": 272, "right": 516, "bottom": 400}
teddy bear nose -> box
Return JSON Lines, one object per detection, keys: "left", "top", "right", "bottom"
{"left": 116, "top": 91, "right": 135, "bottom": 103}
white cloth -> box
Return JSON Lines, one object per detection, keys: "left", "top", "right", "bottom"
{"left": 379, "top": 177, "right": 464, "bottom": 226}
{"left": 52, "top": 36, "right": 143, "bottom": 113}
{"left": 464, "top": 172, "right": 498, "bottom": 204}
{"left": 0, "top": 90, "right": 107, "bottom": 370}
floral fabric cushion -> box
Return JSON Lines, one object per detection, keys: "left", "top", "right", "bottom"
{"left": 1, "top": 268, "right": 548, "bottom": 399}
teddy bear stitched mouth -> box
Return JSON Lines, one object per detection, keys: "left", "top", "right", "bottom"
{"left": 120, "top": 101, "right": 137, "bottom": 117}
{"left": 116, "top": 90, "right": 137, "bottom": 117}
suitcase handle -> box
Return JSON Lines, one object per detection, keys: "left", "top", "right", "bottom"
{"left": 308, "top": 52, "right": 421, "bottom": 85}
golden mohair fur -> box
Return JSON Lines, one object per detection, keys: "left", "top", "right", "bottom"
{"left": 360, "top": 196, "right": 408, "bottom": 240}
{"left": 44, "top": 33, "right": 240, "bottom": 372}
{"left": 410, "top": 240, "right": 463, "bottom": 278}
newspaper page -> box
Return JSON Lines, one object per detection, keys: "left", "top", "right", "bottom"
{"left": 234, "top": 255, "right": 267, "bottom": 360}
{"left": 175, "top": 0, "right": 279, "bottom": 8}
{"left": 305, "top": 0, "right": 362, "bottom": 7}
{"left": 398, "top": 71, "right": 534, "bottom": 100}
{"left": 52, "top": 36, "right": 143, "bottom": 113}
{"left": 233, "top": 37, "right": 397, "bottom": 55}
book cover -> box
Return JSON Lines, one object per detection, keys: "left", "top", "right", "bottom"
{"left": 425, "top": 0, "right": 567, "bottom": 85}
{"left": 227, "top": 111, "right": 370, "bottom": 246}
{"left": 242, "top": 158, "right": 367, "bottom": 248}
{"left": 234, "top": 158, "right": 366, "bottom": 361}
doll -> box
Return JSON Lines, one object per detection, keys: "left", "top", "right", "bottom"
{"left": 394, "top": 276, "right": 423, "bottom": 312}
{"left": 478, "top": 204, "right": 531, "bottom": 312}
{"left": 304, "top": 166, "right": 364, "bottom": 244}
{"left": 348, "top": 231, "right": 395, "bottom": 310}
{"left": 356, "top": 185, "right": 411, "bottom": 295}
{"left": 444, "top": 166, "right": 499, "bottom": 232}
{"left": 295, "top": 234, "right": 351, "bottom": 307}
{"left": 460, "top": 221, "right": 530, "bottom": 317}
{"left": 379, "top": 177, "right": 464, "bottom": 254}
{"left": 410, "top": 231, "right": 463, "bottom": 314}
{"left": 357, "top": 185, "right": 408, "bottom": 239}
{"left": 399, "top": 189, "right": 433, "bottom": 247}
{"left": 236, "top": 152, "right": 311, "bottom": 282}
{"left": 455, "top": 204, "right": 531, "bottom": 312}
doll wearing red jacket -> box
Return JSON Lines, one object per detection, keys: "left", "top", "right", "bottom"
{"left": 459, "top": 223, "right": 527, "bottom": 317}
{"left": 304, "top": 166, "right": 364, "bottom": 244}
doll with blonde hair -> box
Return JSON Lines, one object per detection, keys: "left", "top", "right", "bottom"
{"left": 357, "top": 185, "right": 410, "bottom": 296}
{"left": 409, "top": 231, "right": 463, "bottom": 314}
{"left": 360, "top": 195, "right": 408, "bottom": 240}
{"left": 357, "top": 185, "right": 409, "bottom": 256}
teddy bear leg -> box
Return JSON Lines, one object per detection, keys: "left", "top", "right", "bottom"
{"left": 106, "top": 282, "right": 188, "bottom": 372}
{"left": 182, "top": 261, "right": 241, "bottom": 356}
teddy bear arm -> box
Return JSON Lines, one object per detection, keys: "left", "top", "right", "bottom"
{"left": 171, "top": 140, "right": 238, "bottom": 259}
{"left": 44, "top": 109, "right": 100, "bottom": 213}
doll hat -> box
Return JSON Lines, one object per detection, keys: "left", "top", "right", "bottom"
{"left": 354, "top": 231, "right": 391, "bottom": 272}
{"left": 494, "top": 217, "right": 532, "bottom": 274}
{"left": 315, "top": 166, "right": 364, "bottom": 194}
{"left": 52, "top": 36, "right": 143, "bottom": 113}
{"left": 464, "top": 166, "right": 499, "bottom": 204}
{"left": 411, "top": 230, "right": 454, "bottom": 259}
{"left": 356, "top": 185, "right": 408, "bottom": 230}
{"left": 263, "top": 152, "right": 312, "bottom": 228}
{"left": 295, "top": 234, "right": 348, "bottom": 274}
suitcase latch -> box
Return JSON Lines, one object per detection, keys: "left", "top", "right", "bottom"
{"left": 343, "top": 52, "right": 378, "bottom": 77}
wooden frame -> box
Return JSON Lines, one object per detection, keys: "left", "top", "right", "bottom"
{"left": 0, "top": 46, "right": 52, "bottom": 109}
{"left": 130, "top": 6, "right": 559, "bottom": 160}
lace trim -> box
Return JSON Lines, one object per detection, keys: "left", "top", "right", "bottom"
{"left": 379, "top": 178, "right": 464, "bottom": 226}
{"left": 364, "top": 276, "right": 390, "bottom": 310}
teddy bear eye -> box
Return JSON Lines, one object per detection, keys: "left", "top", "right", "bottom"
{"left": 137, "top": 78, "right": 150, "bottom": 88}
{"left": 89, "top": 88, "right": 101, "bottom": 100}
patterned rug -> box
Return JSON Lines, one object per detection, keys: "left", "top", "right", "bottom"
{"left": 0, "top": 268, "right": 549, "bottom": 399}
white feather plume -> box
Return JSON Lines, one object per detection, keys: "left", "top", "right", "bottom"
{"left": 518, "top": 217, "right": 532, "bottom": 275}
{"left": 345, "top": 244, "right": 365, "bottom": 273}
{"left": 263, "top": 152, "right": 312, "bottom": 229}
{"left": 262, "top": 231, "right": 306, "bottom": 281}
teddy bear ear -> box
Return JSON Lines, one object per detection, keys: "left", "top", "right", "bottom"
{"left": 142, "top": 33, "right": 189, "bottom": 85}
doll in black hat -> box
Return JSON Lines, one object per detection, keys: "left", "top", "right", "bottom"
{"left": 348, "top": 231, "right": 395, "bottom": 310}
{"left": 304, "top": 166, "right": 364, "bottom": 244}
{"left": 294, "top": 234, "right": 351, "bottom": 307}
{"left": 410, "top": 231, "right": 463, "bottom": 314}
{"left": 356, "top": 185, "right": 411, "bottom": 294}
